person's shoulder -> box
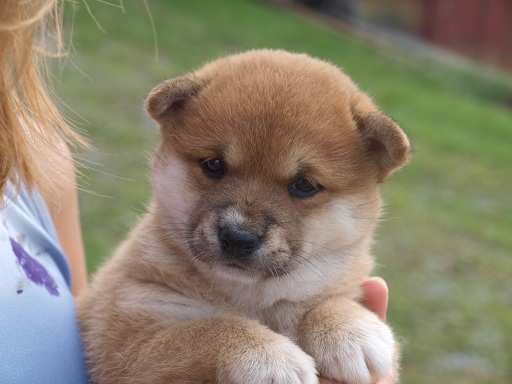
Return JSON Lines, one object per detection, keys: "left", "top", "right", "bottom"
{"left": 3, "top": 182, "right": 56, "bottom": 235}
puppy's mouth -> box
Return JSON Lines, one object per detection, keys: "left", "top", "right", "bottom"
{"left": 224, "top": 262, "right": 247, "bottom": 271}
{"left": 206, "top": 254, "right": 291, "bottom": 280}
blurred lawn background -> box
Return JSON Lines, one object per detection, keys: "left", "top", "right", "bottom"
{"left": 55, "top": 1, "right": 512, "bottom": 383}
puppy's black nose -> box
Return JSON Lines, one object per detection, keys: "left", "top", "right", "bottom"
{"left": 219, "top": 226, "right": 261, "bottom": 257}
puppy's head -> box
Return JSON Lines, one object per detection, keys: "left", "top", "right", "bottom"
{"left": 146, "top": 50, "right": 410, "bottom": 284}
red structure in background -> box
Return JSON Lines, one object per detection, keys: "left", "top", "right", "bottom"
{"left": 299, "top": 0, "right": 512, "bottom": 70}
{"left": 420, "top": 0, "right": 512, "bottom": 70}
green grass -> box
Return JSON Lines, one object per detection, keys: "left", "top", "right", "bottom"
{"left": 54, "top": 1, "right": 512, "bottom": 383}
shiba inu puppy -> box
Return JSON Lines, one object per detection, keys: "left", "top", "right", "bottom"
{"left": 78, "top": 49, "right": 410, "bottom": 384}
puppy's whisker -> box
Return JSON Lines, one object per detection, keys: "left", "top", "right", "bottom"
{"left": 289, "top": 267, "right": 307, "bottom": 286}
{"left": 268, "top": 265, "right": 278, "bottom": 280}
{"left": 288, "top": 239, "right": 339, "bottom": 255}
{"left": 151, "top": 209, "right": 198, "bottom": 223}
{"left": 144, "top": 228, "right": 190, "bottom": 239}
{"left": 294, "top": 254, "right": 328, "bottom": 279}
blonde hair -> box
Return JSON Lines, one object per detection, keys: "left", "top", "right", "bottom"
{"left": 0, "top": 0, "right": 87, "bottom": 200}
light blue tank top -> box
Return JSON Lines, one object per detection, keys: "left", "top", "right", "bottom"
{"left": 0, "top": 184, "right": 89, "bottom": 383}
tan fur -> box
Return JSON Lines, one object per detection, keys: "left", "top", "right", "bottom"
{"left": 78, "top": 49, "right": 410, "bottom": 384}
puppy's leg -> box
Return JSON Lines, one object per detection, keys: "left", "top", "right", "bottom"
{"left": 99, "top": 315, "right": 318, "bottom": 384}
{"left": 298, "top": 297, "right": 397, "bottom": 384}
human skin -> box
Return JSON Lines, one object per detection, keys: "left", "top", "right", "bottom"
{"left": 47, "top": 143, "right": 88, "bottom": 297}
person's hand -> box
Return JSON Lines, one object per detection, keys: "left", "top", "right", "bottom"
{"left": 318, "top": 277, "right": 396, "bottom": 384}
{"left": 361, "top": 276, "right": 389, "bottom": 322}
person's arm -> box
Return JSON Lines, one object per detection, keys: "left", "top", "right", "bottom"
{"left": 47, "top": 144, "right": 88, "bottom": 297}
{"left": 319, "top": 277, "right": 396, "bottom": 384}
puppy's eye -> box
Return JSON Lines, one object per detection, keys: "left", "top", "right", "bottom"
{"left": 201, "top": 158, "right": 226, "bottom": 179}
{"left": 288, "top": 178, "right": 322, "bottom": 198}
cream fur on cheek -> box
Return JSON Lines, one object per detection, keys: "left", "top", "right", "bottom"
{"left": 153, "top": 154, "right": 194, "bottom": 232}
{"left": 305, "top": 198, "right": 381, "bottom": 253}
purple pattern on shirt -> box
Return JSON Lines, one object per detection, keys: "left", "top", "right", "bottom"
{"left": 10, "top": 237, "right": 60, "bottom": 296}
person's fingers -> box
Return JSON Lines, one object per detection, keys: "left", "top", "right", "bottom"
{"left": 372, "top": 369, "right": 397, "bottom": 384}
{"left": 361, "top": 276, "right": 389, "bottom": 322}
{"left": 320, "top": 370, "right": 396, "bottom": 384}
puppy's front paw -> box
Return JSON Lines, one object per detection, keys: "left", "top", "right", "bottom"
{"left": 321, "top": 314, "right": 394, "bottom": 384}
{"left": 300, "top": 302, "right": 396, "bottom": 384}
{"left": 218, "top": 334, "right": 318, "bottom": 384}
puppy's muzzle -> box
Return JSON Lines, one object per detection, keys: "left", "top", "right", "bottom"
{"left": 219, "top": 225, "right": 262, "bottom": 258}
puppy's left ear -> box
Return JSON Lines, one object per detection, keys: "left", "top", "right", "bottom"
{"left": 354, "top": 112, "right": 411, "bottom": 182}
{"left": 145, "top": 75, "right": 202, "bottom": 124}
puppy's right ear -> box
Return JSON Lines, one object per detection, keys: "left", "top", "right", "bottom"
{"left": 145, "top": 75, "right": 202, "bottom": 123}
